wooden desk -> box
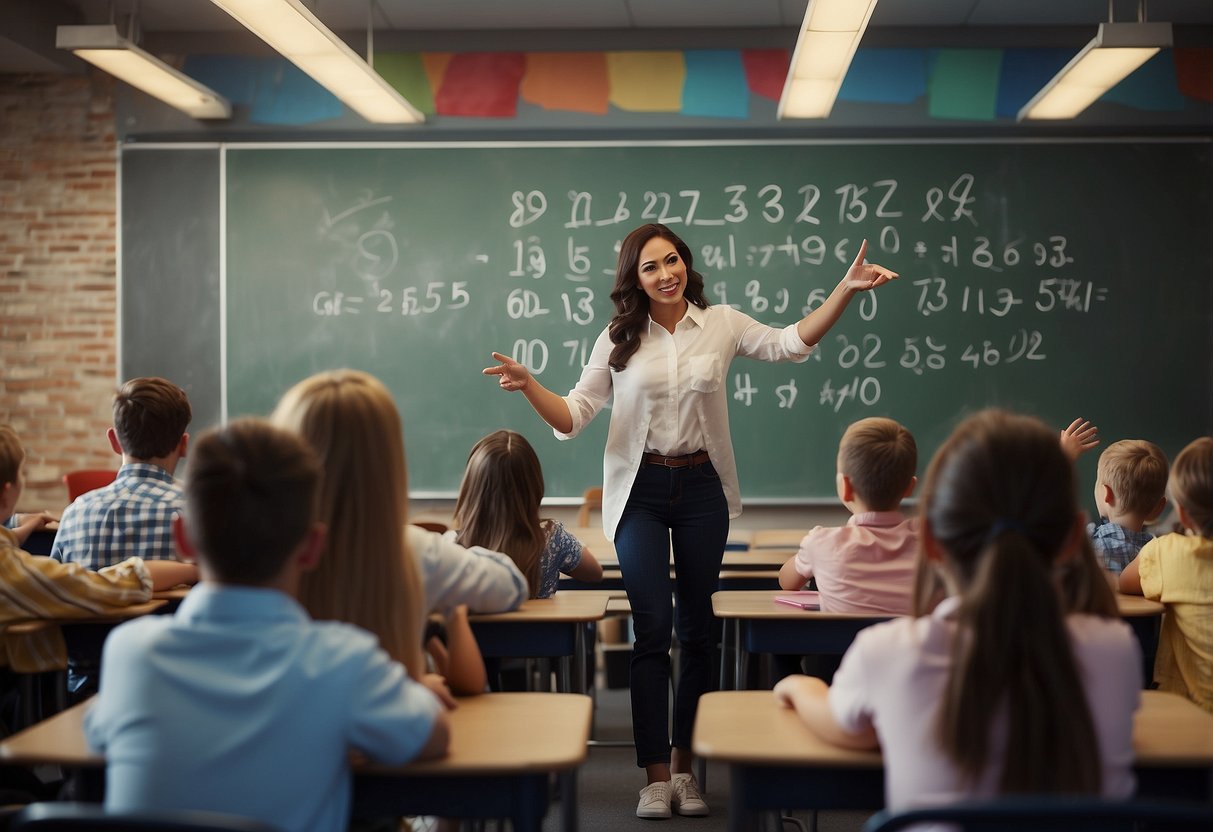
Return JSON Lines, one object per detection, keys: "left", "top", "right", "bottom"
{"left": 0, "top": 692, "right": 592, "bottom": 832}
{"left": 749, "top": 529, "right": 810, "bottom": 549}
{"left": 469, "top": 592, "right": 609, "bottom": 693}
{"left": 693, "top": 689, "right": 1213, "bottom": 832}
{"left": 2, "top": 600, "right": 168, "bottom": 636}
{"left": 712, "top": 591, "right": 1165, "bottom": 690}
{"left": 712, "top": 591, "right": 892, "bottom": 689}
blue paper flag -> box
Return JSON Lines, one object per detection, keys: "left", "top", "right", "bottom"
{"left": 840, "top": 49, "right": 927, "bottom": 104}
{"left": 681, "top": 50, "right": 749, "bottom": 119}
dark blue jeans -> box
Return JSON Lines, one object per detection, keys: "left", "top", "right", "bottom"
{"left": 615, "top": 459, "right": 728, "bottom": 768}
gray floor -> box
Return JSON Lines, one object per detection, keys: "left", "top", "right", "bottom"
{"left": 542, "top": 685, "right": 874, "bottom": 832}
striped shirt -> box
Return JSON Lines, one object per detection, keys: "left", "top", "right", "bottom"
{"left": 0, "top": 526, "right": 152, "bottom": 672}
{"left": 51, "top": 463, "right": 183, "bottom": 569}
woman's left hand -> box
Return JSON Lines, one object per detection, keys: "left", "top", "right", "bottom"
{"left": 842, "top": 239, "right": 899, "bottom": 292}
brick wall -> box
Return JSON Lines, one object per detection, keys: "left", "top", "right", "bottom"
{"left": 1, "top": 72, "right": 118, "bottom": 511}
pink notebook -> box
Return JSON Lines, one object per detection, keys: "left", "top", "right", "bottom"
{"left": 773, "top": 591, "right": 820, "bottom": 610}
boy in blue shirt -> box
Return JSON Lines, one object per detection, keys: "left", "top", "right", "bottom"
{"left": 85, "top": 418, "right": 448, "bottom": 832}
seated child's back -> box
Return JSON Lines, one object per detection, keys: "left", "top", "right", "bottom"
{"left": 85, "top": 419, "right": 447, "bottom": 832}
{"left": 52, "top": 377, "right": 192, "bottom": 569}
{"left": 1088, "top": 439, "right": 1169, "bottom": 575}
{"left": 779, "top": 417, "right": 918, "bottom": 614}
{"left": 1120, "top": 436, "right": 1213, "bottom": 712}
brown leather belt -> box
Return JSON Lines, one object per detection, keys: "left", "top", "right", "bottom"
{"left": 641, "top": 450, "right": 710, "bottom": 468}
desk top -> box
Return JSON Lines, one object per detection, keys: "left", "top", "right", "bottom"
{"left": 712, "top": 591, "right": 1164, "bottom": 620}
{"left": 469, "top": 592, "right": 610, "bottom": 624}
{"left": 2, "top": 600, "right": 169, "bottom": 636}
{"left": 693, "top": 689, "right": 1213, "bottom": 768}
{"left": 721, "top": 548, "right": 793, "bottom": 569}
{"left": 0, "top": 692, "right": 592, "bottom": 776}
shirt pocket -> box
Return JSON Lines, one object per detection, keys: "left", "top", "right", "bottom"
{"left": 688, "top": 354, "right": 721, "bottom": 393}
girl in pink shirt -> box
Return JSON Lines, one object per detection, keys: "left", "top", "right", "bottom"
{"left": 775, "top": 410, "right": 1141, "bottom": 809}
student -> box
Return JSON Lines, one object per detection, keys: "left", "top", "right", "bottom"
{"left": 774, "top": 410, "right": 1141, "bottom": 811}
{"left": 270, "top": 369, "right": 527, "bottom": 697}
{"left": 0, "top": 425, "right": 194, "bottom": 676}
{"left": 1085, "top": 440, "right": 1169, "bottom": 575}
{"left": 52, "top": 377, "right": 192, "bottom": 570}
{"left": 485, "top": 224, "right": 897, "bottom": 819}
{"left": 778, "top": 417, "right": 918, "bottom": 614}
{"left": 1120, "top": 436, "right": 1213, "bottom": 712}
{"left": 454, "top": 429, "right": 603, "bottom": 598}
{"left": 85, "top": 419, "right": 448, "bottom": 832}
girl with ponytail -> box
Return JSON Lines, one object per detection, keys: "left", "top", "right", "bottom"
{"left": 775, "top": 409, "right": 1142, "bottom": 809}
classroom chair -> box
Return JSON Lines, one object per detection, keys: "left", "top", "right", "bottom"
{"left": 10, "top": 802, "right": 280, "bottom": 831}
{"left": 862, "top": 797, "right": 1213, "bottom": 832}
{"left": 61, "top": 471, "right": 117, "bottom": 503}
{"left": 577, "top": 486, "right": 602, "bottom": 527}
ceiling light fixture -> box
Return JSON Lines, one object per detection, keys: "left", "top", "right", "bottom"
{"left": 56, "top": 24, "right": 231, "bottom": 120}
{"left": 208, "top": 0, "right": 425, "bottom": 124}
{"left": 777, "top": 0, "right": 879, "bottom": 119}
{"left": 1018, "top": 15, "right": 1171, "bottom": 120}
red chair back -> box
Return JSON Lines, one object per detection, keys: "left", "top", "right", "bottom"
{"left": 62, "top": 469, "right": 118, "bottom": 502}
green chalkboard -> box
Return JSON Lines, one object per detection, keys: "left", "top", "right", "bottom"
{"left": 223, "top": 141, "right": 1212, "bottom": 500}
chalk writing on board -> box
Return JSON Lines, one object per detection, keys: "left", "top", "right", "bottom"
{"left": 304, "top": 173, "right": 1106, "bottom": 420}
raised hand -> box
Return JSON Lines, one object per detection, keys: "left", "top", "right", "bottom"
{"left": 842, "top": 239, "right": 899, "bottom": 292}
{"left": 1059, "top": 418, "right": 1100, "bottom": 461}
{"left": 482, "top": 351, "right": 531, "bottom": 392}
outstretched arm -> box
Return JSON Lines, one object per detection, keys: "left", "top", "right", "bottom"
{"left": 1060, "top": 418, "right": 1100, "bottom": 461}
{"left": 482, "top": 351, "right": 574, "bottom": 434}
{"left": 796, "top": 239, "right": 898, "bottom": 348}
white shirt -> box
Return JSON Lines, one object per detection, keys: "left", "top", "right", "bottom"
{"left": 828, "top": 596, "right": 1142, "bottom": 810}
{"left": 408, "top": 525, "right": 527, "bottom": 615}
{"left": 558, "top": 303, "right": 813, "bottom": 540}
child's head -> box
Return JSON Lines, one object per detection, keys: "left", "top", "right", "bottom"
{"left": 1095, "top": 440, "right": 1168, "bottom": 522}
{"left": 454, "top": 429, "right": 546, "bottom": 597}
{"left": 0, "top": 425, "right": 26, "bottom": 520}
{"left": 836, "top": 417, "right": 917, "bottom": 511}
{"left": 915, "top": 409, "right": 1110, "bottom": 795}
{"left": 112, "top": 377, "right": 192, "bottom": 460}
{"left": 181, "top": 418, "right": 320, "bottom": 586}
{"left": 1169, "top": 437, "right": 1213, "bottom": 538}
{"left": 270, "top": 369, "right": 426, "bottom": 677}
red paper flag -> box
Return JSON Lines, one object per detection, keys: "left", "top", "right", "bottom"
{"left": 742, "top": 49, "right": 790, "bottom": 102}
{"left": 435, "top": 52, "right": 527, "bottom": 117}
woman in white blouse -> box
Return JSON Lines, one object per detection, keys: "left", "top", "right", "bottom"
{"left": 484, "top": 223, "right": 897, "bottom": 819}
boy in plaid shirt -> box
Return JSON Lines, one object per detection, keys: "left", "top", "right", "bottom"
{"left": 52, "top": 377, "right": 191, "bottom": 570}
{"left": 1088, "top": 439, "right": 1169, "bottom": 575}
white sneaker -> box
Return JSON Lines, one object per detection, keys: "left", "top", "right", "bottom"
{"left": 671, "top": 772, "right": 709, "bottom": 816}
{"left": 636, "top": 780, "right": 672, "bottom": 819}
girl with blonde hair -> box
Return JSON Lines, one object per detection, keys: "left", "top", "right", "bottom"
{"left": 272, "top": 370, "right": 527, "bottom": 698}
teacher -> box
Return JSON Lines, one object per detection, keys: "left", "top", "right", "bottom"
{"left": 484, "top": 223, "right": 897, "bottom": 819}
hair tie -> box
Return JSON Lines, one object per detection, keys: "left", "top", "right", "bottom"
{"left": 986, "top": 518, "right": 1028, "bottom": 544}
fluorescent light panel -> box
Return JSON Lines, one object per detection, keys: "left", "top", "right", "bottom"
{"left": 56, "top": 25, "right": 230, "bottom": 119}
{"left": 778, "top": 0, "right": 879, "bottom": 120}
{"left": 1018, "top": 22, "right": 1171, "bottom": 120}
{"left": 209, "top": 0, "right": 425, "bottom": 124}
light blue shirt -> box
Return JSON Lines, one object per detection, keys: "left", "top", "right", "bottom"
{"left": 85, "top": 583, "right": 441, "bottom": 832}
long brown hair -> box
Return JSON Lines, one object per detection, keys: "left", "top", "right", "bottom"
{"left": 607, "top": 223, "right": 709, "bottom": 371}
{"left": 913, "top": 409, "right": 1112, "bottom": 794}
{"left": 270, "top": 369, "right": 426, "bottom": 679}
{"left": 454, "top": 430, "right": 547, "bottom": 598}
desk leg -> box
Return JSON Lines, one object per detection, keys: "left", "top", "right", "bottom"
{"left": 560, "top": 768, "right": 578, "bottom": 832}
{"left": 733, "top": 621, "right": 743, "bottom": 691}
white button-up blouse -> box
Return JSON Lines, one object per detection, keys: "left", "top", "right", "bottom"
{"left": 556, "top": 303, "right": 814, "bottom": 540}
